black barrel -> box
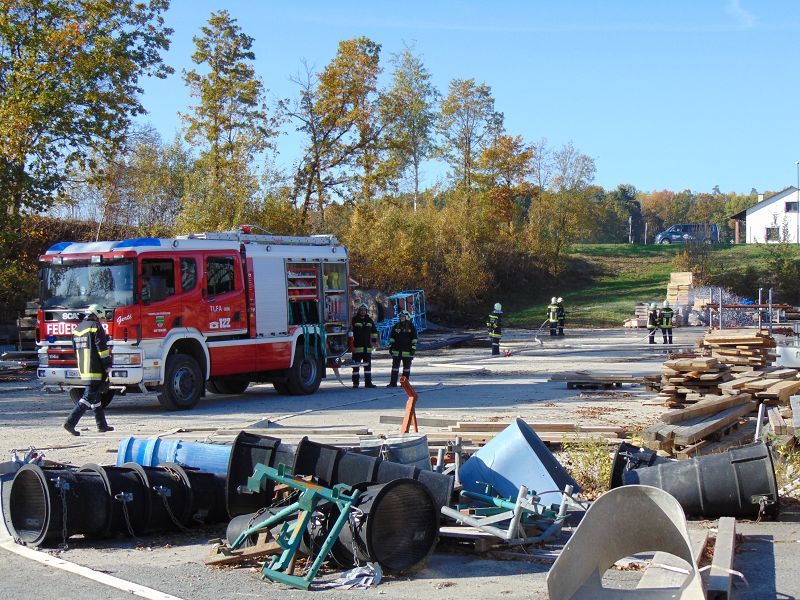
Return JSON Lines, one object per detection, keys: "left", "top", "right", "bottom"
{"left": 8, "top": 465, "right": 109, "bottom": 546}
{"left": 293, "top": 438, "right": 344, "bottom": 487}
{"left": 226, "top": 432, "right": 286, "bottom": 518}
{"left": 335, "top": 451, "right": 381, "bottom": 487}
{"left": 337, "top": 479, "right": 438, "bottom": 573}
{"left": 1, "top": 461, "right": 21, "bottom": 536}
{"left": 78, "top": 464, "right": 150, "bottom": 536}
{"left": 623, "top": 441, "right": 779, "bottom": 519}
{"left": 609, "top": 442, "right": 673, "bottom": 489}
{"left": 122, "top": 463, "right": 192, "bottom": 532}
{"left": 163, "top": 463, "right": 228, "bottom": 524}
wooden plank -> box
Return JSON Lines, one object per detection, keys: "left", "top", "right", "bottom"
{"left": 707, "top": 517, "right": 736, "bottom": 600}
{"left": 672, "top": 402, "right": 756, "bottom": 445}
{"left": 449, "top": 422, "right": 625, "bottom": 434}
{"left": 675, "top": 439, "right": 709, "bottom": 459}
{"left": 790, "top": 396, "right": 800, "bottom": 433}
{"left": 661, "top": 393, "right": 752, "bottom": 424}
{"left": 379, "top": 415, "right": 457, "bottom": 427}
{"left": 765, "top": 368, "right": 799, "bottom": 380}
{"left": 767, "top": 407, "right": 790, "bottom": 435}
{"left": 755, "top": 379, "right": 800, "bottom": 403}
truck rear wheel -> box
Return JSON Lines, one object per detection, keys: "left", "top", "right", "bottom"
{"left": 158, "top": 354, "right": 202, "bottom": 410}
{"left": 272, "top": 381, "right": 290, "bottom": 395}
{"left": 286, "top": 343, "right": 322, "bottom": 395}
{"left": 206, "top": 378, "right": 250, "bottom": 395}
{"left": 69, "top": 387, "right": 115, "bottom": 408}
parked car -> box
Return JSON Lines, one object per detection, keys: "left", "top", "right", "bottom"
{"left": 655, "top": 223, "right": 719, "bottom": 244}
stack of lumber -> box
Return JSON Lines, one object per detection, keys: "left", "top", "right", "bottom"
{"left": 656, "top": 357, "right": 732, "bottom": 407}
{"left": 700, "top": 329, "right": 776, "bottom": 370}
{"left": 644, "top": 392, "right": 756, "bottom": 457}
{"left": 666, "top": 271, "right": 692, "bottom": 307}
{"left": 717, "top": 367, "right": 800, "bottom": 404}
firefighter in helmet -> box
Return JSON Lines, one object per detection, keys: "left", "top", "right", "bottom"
{"left": 486, "top": 302, "right": 503, "bottom": 355}
{"left": 350, "top": 302, "right": 378, "bottom": 388}
{"left": 64, "top": 304, "right": 114, "bottom": 435}
{"left": 661, "top": 300, "right": 674, "bottom": 344}
{"left": 387, "top": 310, "right": 417, "bottom": 387}
{"left": 547, "top": 297, "right": 559, "bottom": 336}
{"left": 556, "top": 297, "right": 566, "bottom": 336}
{"left": 647, "top": 302, "right": 660, "bottom": 345}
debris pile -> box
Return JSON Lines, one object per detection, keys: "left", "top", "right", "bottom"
{"left": 656, "top": 357, "right": 733, "bottom": 407}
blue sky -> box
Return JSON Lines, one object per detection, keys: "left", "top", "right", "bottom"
{"left": 137, "top": 1, "right": 800, "bottom": 195}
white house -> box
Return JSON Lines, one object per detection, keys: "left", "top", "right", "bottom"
{"left": 730, "top": 187, "right": 800, "bottom": 243}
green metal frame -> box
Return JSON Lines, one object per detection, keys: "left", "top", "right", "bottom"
{"left": 230, "top": 463, "right": 361, "bottom": 590}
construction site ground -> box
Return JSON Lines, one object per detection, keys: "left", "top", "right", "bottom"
{"left": 1, "top": 326, "right": 798, "bottom": 599}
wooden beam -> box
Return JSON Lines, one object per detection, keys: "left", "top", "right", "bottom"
{"left": 707, "top": 517, "right": 737, "bottom": 600}
{"left": 672, "top": 403, "right": 756, "bottom": 446}
{"left": 660, "top": 393, "right": 752, "bottom": 424}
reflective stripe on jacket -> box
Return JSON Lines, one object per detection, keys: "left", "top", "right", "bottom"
{"left": 647, "top": 309, "right": 661, "bottom": 330}
{"left": 351, "top": 314, "right": 378, "bottom": 352}
{"left": 72, "top": 317, "right": 111, "bottom": 381}
{"left": 389, "top": 321, "right": 417, "bottom": 357}
{"left": 486, "top": 312, "right": 502, "bottom": 338}
{"left": 661, "top": 308, "right": 674, "bottom": 328}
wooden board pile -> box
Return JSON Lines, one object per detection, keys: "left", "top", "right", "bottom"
{"left": 700, "top": 329, "right": 776, "bottom": 370}
{"left": 656, "top": 357, "right": 733, "bottom": 407}
{"left": 666, "top": 271, "right": 692, "bottom": 308}
{"left": 644, "top": 392, "right": 756, "bottom": 457}
{"left": 717, "top": 367, "right": 800, "bottom": 403}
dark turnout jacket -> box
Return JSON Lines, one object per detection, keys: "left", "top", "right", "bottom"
{"left": 72, "top": 316, "right": 111, "bottom": 381}
{"left": 389, "top": 321, "right": 417, "bottom": 358}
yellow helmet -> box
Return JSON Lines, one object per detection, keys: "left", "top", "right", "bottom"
{"left": 86, "top": 304, "right": 105, "bottom": 320}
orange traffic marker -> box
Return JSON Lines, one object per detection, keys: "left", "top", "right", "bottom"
{"left": 399, "top": 376, "right": 418, "bottom": 434}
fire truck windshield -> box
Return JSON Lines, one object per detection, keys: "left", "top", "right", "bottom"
{"left": 41, "top": 259, "right": 135, "bottom": 309}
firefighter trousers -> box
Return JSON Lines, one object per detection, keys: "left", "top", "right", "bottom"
{"left": 490, "top": 336, "right": 501, "bottom": 355}
{"left": 661, "top": 327, "right": 673, "bottom": 344}
{"left": 389, "top": 356, "right": 413, "bottom": 386}
{"left": 351, "top": 351, "right": 373, "bottom": 387}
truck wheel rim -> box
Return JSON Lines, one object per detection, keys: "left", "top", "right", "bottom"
{"left": 173, "top": 367, "right": 197, "bottom": 401}
{"left": 300, "top": 359, "right": 317, "bottom": 386}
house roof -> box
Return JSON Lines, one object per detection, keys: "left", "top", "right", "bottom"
{"left": 729, "top": 187, "right": 797, "bottom": 221}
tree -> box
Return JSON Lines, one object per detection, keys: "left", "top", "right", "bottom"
{"left": 381, "top": 46, "right": 438, "bottom": 210}
{"left": 477, "top": 134, "right": 534, "bottom": 227}
{"left": 178, "top": 10, "right": 276, "bottom": 231}
{"left": 288, "top": 38, "right": 382, "bottom": 222}
{"left": 439, "top": 78, "right": 503, "bottom": 192}
{"left": 0, "top": 0, "right": 172, "bottom": 242}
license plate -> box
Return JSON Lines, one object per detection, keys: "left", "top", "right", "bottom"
{"left": 66, "top": 370, "right": 80, "bottom": 379}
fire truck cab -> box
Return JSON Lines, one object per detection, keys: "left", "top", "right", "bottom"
{"left": 36, "top": 227, "right": 350, "bottom": 410}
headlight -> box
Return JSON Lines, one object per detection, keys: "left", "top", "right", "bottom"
{"left": 113, "top": 353, "right": 141, "bottom": 366}
{"left": 39, "top": 354, "right": 49, "bottom": 367}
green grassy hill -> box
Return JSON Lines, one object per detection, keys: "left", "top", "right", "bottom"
{"left": 504, "top": 243, "right": 771, "bottom": 328}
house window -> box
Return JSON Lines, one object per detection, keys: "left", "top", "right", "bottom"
{"left": 765, "top": 227, "right": 781, "bottom": 242}
{"left": 786, "top": 202, "right": 798, "bottom": 213}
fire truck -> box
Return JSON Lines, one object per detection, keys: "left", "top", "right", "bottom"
{"left": 36, "top": 226, "right": 351, "bottom": 410}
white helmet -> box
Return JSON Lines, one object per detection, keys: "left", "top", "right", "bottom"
{"left": 494, "top": 302, "right": 502, "bottom": 313}
{"left": 86, "top": 304, "right": 105, "bottom": 320}
{"left": 650, "top": 303, "right": 656, "bottom": 309}
{"left": 358, "top": 303, "right": 369, "bottom": 311}
{"left": 557, "top": 297, "right": 563, "bottom": 303}
{"left": 551, "top": 297, "right": 557, "bottom": 304}
{"left": 663, "top": 300, "right": 670, "bottom": 308}
{"left": 401, "top": 310, "right": 411, "bottom": 319}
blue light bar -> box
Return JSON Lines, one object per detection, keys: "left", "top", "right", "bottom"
{"left": 46, "top": 241, "right": 72, "bottom": 253}
{"left": 113, "top": 238, "right": 162, "bottom": 248}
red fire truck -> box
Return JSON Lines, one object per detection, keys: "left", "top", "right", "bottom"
{"left": 36, "top": 227, "right": 350, "bottom": 410}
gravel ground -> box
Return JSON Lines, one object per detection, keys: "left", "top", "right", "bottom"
{"left": 2, "top": 327, "right": 798, "bottom": 598}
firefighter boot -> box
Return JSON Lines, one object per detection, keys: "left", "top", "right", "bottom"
{"left": 352, "top": 373, "right": 360, "bottom": 388}
{"left": 94, "top": 408, "right": 114, "bottom": 433}
{"left": 64, "top": 403, "right": 87, "bottom": 436}
{"left": 387, "top": 369, "right": 399, "bottom": 387}
{"left": 364, "top": 372, "right": 377, "bottom": 388}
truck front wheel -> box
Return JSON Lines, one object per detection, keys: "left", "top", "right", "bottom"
{"left": 158, "top": 354, "right": 202, "bottom": 410}
{"left": 286, "top": 343, "right": 322, "bottom": 395}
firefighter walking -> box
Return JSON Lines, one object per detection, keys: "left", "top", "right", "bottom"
{"left": 387, "top": 310, "right": 417, "bottom": 387}
{"left": 661, "top": 300, "right": 674, "bottom": 344}
{"left": 547, "top": 297, "right": 559, "bottom": 336}
{"left": 647, "top": 302, "right": 660, "bottom": 344}
{"left": 487, "top": 302, "right": 503, "bottom": 355}
{"left": 350, "top": 303, "right": 378, "bottom": 388}
{"left": 64, "top": 304, "right": 114, "bottom": 435}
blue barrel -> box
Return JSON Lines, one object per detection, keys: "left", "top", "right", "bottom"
{"left": 117, "top": 436, "right": 232, "bottom": 476}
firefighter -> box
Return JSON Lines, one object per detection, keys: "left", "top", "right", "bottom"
{"left": 547, "top": 297, "right": 559, "bottom": 336}
{"left": 350, "top": 303, "right": 378, "bottom": 388}
{"left": 647, "top": 302, "right": 660, "bottom": 344}
{"left": 661, "top": 300, "right": 674, "bottom": 344}
{"left": 64, "top": 304, "right": 114, "bottom": 435}
{"left": 486, "top": 302, "right": 503, "bottom": 355}
{"left": 556, "top": 297, "right": 566, "bottom": 336}
{"left": 387, "top": 310, "right": 417, "bottom": 387}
